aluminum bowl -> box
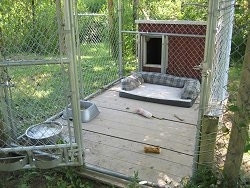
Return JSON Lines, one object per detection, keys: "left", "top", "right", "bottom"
{"left": 62, "top": 100, "right": 100, "bottom": 123}
{"left": 25, "top": 121, "right": 63, "bottom": 145}
{"left": 0, "top": 155, "right": 28, "bottom": 171}
{"left": 34, "top": 154, "right": 61, "bottom": 169}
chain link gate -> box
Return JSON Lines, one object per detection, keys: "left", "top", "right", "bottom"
{"left": 0, "top": 0, "right": 84, "bottom": 170}
{"left": 76, "top": 0, "right": 120, "bottom": 99}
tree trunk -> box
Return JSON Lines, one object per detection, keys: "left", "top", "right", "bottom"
{"left": 133, "top": 0, "right": 139, "bottom": 30}
{"left": 31, "top": 0, "right": 37, "bottom": 52}
{"left": 223, "top": 28, "right": 250, "bottom": 186}
{"left": 0, "top": 23, "right": 6, "bottom": 147}
{"left": 107, "top": 0, "right": 118, "bottom": 59}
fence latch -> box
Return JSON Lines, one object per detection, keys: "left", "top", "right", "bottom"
{"left": 193, "top": 62, "right": 211, "bottom": 76}
{"left": 193, "top": 64, "right": 203, "bottom": 71}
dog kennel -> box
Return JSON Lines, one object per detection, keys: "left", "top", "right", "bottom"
{"left": 136, "top": 20, "right": 206, "bottom": 80}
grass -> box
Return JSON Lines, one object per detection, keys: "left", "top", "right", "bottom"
{"left": 3, "top": 42, "right": 122, "bottom": 135}
{"left": 8, "top": 64, "right": 70, "bottom": 134}
{"left": 0, "top": 167, "right": 113, "bottom": 188}
{"left": 227, "top": 63, "right": 243, "bottom": 104}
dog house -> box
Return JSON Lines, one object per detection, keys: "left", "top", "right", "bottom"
{"left": 136, "top": 20, "right": 207, "bottom": 80}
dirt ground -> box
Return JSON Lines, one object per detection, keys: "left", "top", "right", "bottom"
{"left": 216, "top": 112, "right": 250, "bottom": 186}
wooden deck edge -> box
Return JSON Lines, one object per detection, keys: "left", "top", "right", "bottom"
{"left": 76, "top": 168, "right": 151, "bottom": 188}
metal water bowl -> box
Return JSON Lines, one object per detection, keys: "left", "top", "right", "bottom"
{"left": 0, "top": 155, "right": 28, "bottom": 171}
{"left": 62, "top": 100, "right": 100, "bottom": 123}
{"left": 34, "top": 153, "right": 61, "bottom": 169}
{"left": 25, "top": 121, "right": 63, "bottom": 145}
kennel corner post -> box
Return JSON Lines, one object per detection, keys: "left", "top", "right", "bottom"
{"left": 192, "top": 0, "right": 220, "bottom": 175}
{"left": 63, "top": 0, "right": 84, "bottom": 165}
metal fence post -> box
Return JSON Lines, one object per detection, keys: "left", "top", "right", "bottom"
{"left": 193, "top": 0, "right": 219, "bottom": 175}
{"left": 64, "top": 0, "right": 84, "bottom": 165}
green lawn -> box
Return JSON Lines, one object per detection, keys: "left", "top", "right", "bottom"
{"left": 4, "top": 42, "right": 121, "bottom": 135}
{"left": 227, "top": 64, "right": 242, "bottom": 104}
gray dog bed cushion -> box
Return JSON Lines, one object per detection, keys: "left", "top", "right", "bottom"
{"left": 120, "top": 72, "right": 200, "bottom": 107}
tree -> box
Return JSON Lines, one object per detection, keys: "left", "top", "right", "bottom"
{"left": 107, "top": 0, "right": 118, "bottom": 59}
{"left": 223, "top": 13, "right": 250, "bottom": 186}
{"left": 133, "top": 0, "right": 139, "bottom": 30}
{"left": 231, "top": 0, "right": 250, "bottom": 63}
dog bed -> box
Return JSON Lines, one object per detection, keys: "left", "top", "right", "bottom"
{"left": 119, "top": 72, "right": 200, "bottom": 108}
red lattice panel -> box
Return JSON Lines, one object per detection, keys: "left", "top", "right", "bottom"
{"left": 167, "top": 36, "right": 205, "bottom": 80}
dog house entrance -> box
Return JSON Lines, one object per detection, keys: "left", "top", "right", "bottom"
{"left": 146, "top": 37, "right": 162, "bottom": 65}
{"left": 140, "top": 34, "right": 168, "bottom": 73}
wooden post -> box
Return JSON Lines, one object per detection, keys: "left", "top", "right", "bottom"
{"left": 198, "top": 115, "right": 219, "bottom": 168}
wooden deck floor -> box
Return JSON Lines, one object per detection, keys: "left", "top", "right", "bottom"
{"left": 80, "top": 84, "right": 199, "bottom": 184}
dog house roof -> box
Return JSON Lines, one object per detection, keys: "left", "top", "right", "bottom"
{"left": 135, "top": 20, "right": 207, "bottom": 26}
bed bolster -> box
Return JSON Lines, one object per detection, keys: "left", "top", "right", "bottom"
{"left": 181, "top": 80, "right": 200, "bottom": 100}
{"left": 138, "top": 72, "right": 188, "bottom": 88}
{"left": 121, "top": 72, "right": 144, "bottom": 91}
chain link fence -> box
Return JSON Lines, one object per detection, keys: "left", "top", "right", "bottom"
{"left": 0, "top": 0, "right": 83, "bottom": 171}
{"left": 195, "top": 0, "right": 250, "bottom": 186}
{"left": 215, "top": 0, "right": 250, "bottom": 186}
{"left": 205, "top": 0, "right": 235, "bottom": 116}
{"left": 76, "top": 0, "right": 120, "bottom": 98}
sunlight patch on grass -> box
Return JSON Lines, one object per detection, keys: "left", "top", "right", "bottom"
{"left": 228, "top": 65, "right": 242, "bottom": 103}
{"left": 80, "top": 55, "right": 93, "bottom": 59}
{"left": 33, "top": 90, "right": 52, "bottom": 98}
{"left": 93, "top": 66, "right": 103, "bottom": 71}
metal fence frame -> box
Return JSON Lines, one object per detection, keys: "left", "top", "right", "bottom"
{"left": 0, "top": 0, "right": 84, "bottom": 170}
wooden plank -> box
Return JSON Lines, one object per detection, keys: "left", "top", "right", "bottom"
{"left": 84, "top": 126, "right": 194, "bottom": 155}
{"left": 91, "top": 86, "right": 199, "bottom": 125}
{"left": 83, "top": 131, "right": 193, "bottom": 165}
{"left": 84, "top": 108, "right": 196, "bottom": 155}
{"left": 83, "top": 134, "right": 193, "bottom": 183}
{"left": 83, "top": 142, "right": 192, "bottom": 182}
{"left": 93, "top": 106, "right": 196, "bottom": 135}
